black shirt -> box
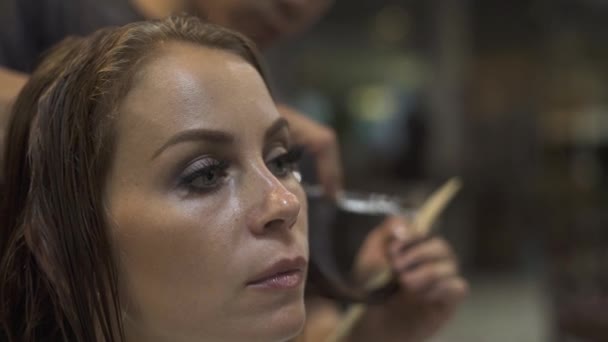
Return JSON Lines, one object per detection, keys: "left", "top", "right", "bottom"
{"left": 0, "top": 0, "right": 143, "bottom": 72}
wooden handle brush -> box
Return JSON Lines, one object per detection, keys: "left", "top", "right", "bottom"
{"left": 324, "top": 178, "right": 463, "bottom": 342}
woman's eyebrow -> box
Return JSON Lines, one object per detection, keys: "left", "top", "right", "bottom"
{"left": 265, "top": 117, "right": 289, "bottom": 141}
{"left": 151, "top": 128, "right": 235, "bottom": 160}
{"left": 151, "top": 117, "right": 288, "bottom": 160}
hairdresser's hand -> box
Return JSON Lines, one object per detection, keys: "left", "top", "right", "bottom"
{"left": 350, "top": 216, "right": 468, "bottom": 342}
{"left": 277, "top": 103, "right": 342, "bottom": 198}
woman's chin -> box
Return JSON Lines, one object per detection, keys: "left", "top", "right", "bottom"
{"left": 255, "top": 300, "right": 306, "bottom": 342}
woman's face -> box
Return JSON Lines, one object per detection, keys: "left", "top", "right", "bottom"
{"left": 105, "top": 42, "right": 308, "bottom": 342}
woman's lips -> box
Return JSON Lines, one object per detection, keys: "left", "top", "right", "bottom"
{"left": 246, "top": 256, "right": 307, "bottom": 290}
{"left": 247, "top": 269, "right": 304, "bottom": 289}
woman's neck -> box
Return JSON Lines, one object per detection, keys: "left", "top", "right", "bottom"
{"left": 130, "top": 0, "right": 184, "bottom": 19}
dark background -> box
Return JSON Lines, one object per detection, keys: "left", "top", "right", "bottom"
{"left": 268, "top": 1, "right": 608, "bottom": 340}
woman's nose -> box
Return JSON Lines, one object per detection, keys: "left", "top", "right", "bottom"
{"left": 247, "top": 176, "right": 301, "bottom": 235}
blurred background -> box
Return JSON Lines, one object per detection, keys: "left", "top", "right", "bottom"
{"left": 267, "top": 0, "right": 608, "bottom": 341}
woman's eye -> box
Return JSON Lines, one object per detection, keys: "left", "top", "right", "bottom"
{"left": 179, "top": 158, "right": 229, "bottom": 193}
{"left": 267, "top": 147, "right": 303, "bottom": 178}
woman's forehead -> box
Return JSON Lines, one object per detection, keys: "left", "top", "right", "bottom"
{"left": 135, "top": 42, "right": 263, "bottom": 101}
{"left": 114, "top": 42, "right": 279, "bottom": 149}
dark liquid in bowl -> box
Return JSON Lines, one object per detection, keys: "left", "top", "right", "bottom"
{"left": 308, "top": 196, "right": 389, "bottom": 282}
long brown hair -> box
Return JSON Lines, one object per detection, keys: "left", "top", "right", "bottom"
{"left": 0, "top": 16, "right": 269, "bottom": 342}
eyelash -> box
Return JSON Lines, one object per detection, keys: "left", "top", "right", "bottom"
{"left": 178, "top": 147, "right": 303, "bottom": 194}
{"left": 178, "top": 158, "right": 230, "bottom": 193}
{"left": 267, "top": 146, "right": 303, "bottom": 178}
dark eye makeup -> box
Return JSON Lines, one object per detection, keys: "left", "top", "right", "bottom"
{"left": 178, "top": 157, "right": 230, "bottom": 193}
{"left": 266, "top": 146, "right": 303, "bottom": 178}
{"left": 177, "top": 146, "right": 303, "bottom": 195}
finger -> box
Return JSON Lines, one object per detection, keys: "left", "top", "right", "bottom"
{"left": 398, "top": 260, "right": 458, "bottom": 294}
{"left": 424, "top": 276, "right": 469, "bottom": 305}
{"left": 384, "top": 217, "right": 427, "bottom": 253}
{"left": 390, "top": 237, "right": 455, "bottom": 272}
{"left": 382, "top": 216, "right": 414, "bottom": 242}
{"left": 388, "top": 236, "right": 430, "bottom": 261}
{"left": 354, "top": 217, "right": 413, "bottom": 281}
